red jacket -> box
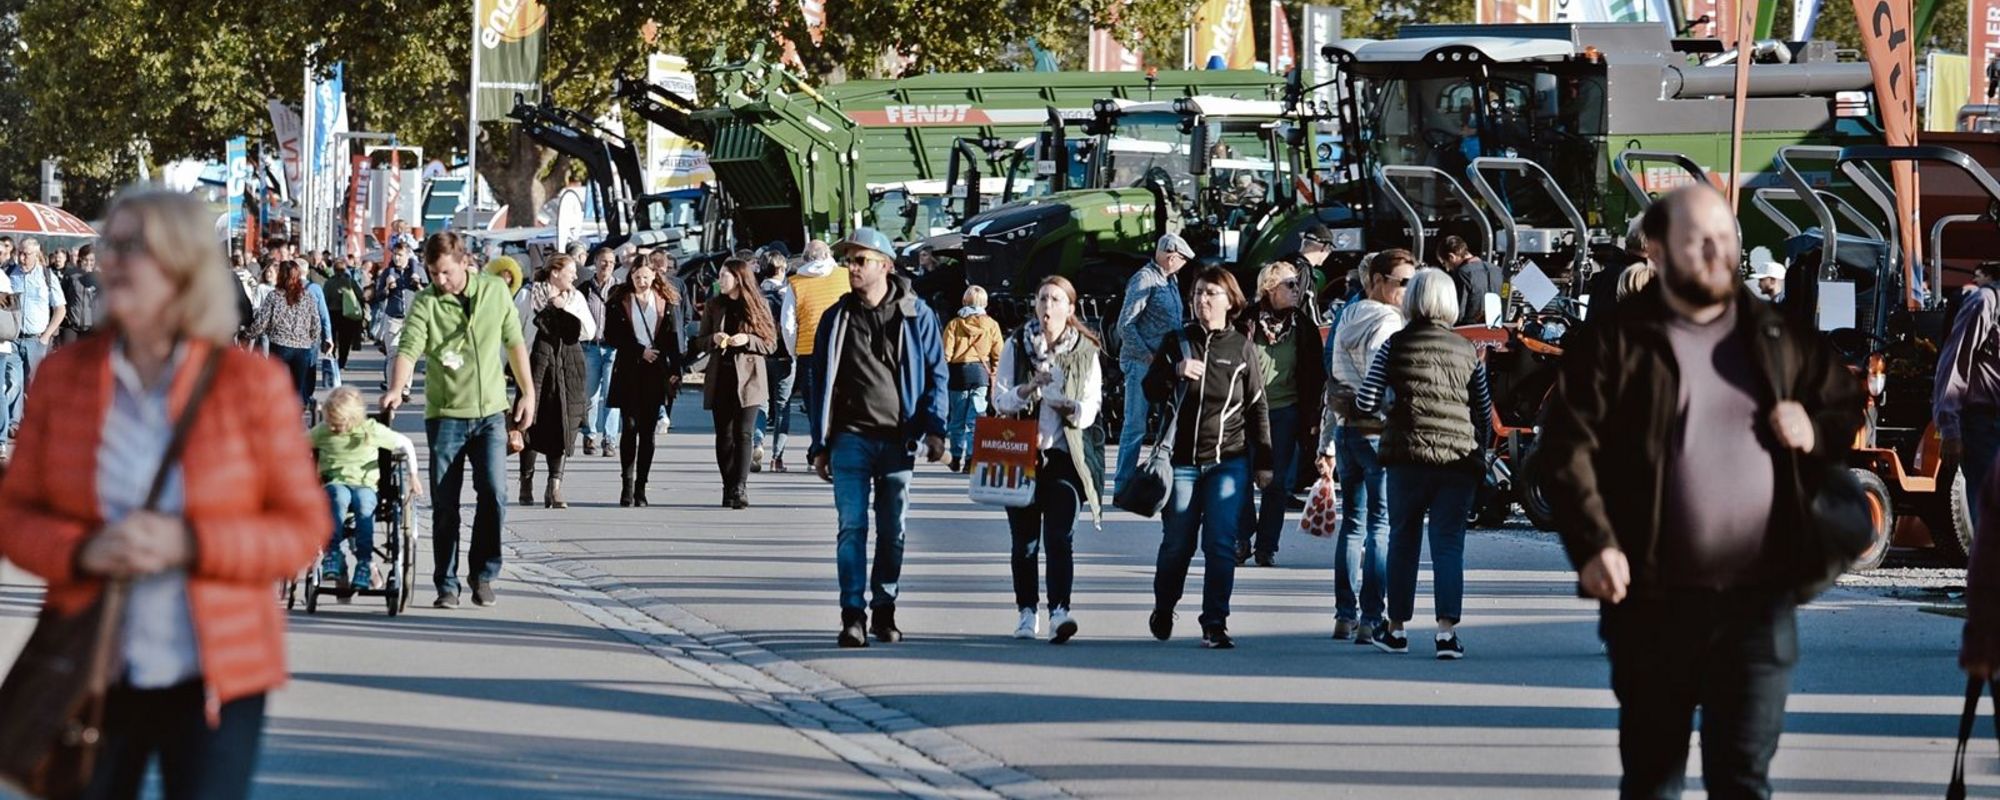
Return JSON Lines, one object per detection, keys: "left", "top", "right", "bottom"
{"left": 0, "top": 337, "right": 327, "bottom": 720}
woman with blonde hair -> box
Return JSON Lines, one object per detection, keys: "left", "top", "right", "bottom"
{"left": 1237, "top": 261, "right": 1324, "bottom": 567}
{"left": 515, "top": 254, "right": 596, "bottom": 508}
{"left": 942, "top": 284, "right": 1003, "bottom": 472}
{"left": 1350, "top": 267, "right": 1494, "bottom": 660}
{"left": 0, "top": 186, "right": 326, "bottom": 798}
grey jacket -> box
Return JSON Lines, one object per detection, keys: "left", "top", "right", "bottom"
{"left": 1115, "top": 261, "right": 1184, "bottom": 365}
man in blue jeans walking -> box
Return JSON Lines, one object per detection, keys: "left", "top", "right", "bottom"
{"left": 383, "top": 231, "right": 536, "bottom": 609}
{"left": 1113, "top": 234, "right": 1193, "bottom": 495}
{"left": 579, "top": 250, "right": 621, "bottom": 457}
{"left": 807, "top": 228, "right": 948, "bottom": 649}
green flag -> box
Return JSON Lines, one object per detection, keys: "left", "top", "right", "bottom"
{"left": 474, "top": 0, "right": 547, "bottom": 121}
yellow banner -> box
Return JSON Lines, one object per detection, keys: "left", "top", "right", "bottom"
{"left": 1192, "top": 0, "right": 1256, "bottom": 69}
{"left": 1929, "top": 52, "right": 1970, "bottom": 131}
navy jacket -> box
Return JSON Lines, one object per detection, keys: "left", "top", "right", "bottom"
{"left": 807, "top": 275, "right": 949, "bottom": 453}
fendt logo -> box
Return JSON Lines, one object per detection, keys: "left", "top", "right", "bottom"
{"left": 479, "top": 0, "right": 547, "bottom": 49}
{"left": 885, "top": 104, "right": 973, "bottom": 125}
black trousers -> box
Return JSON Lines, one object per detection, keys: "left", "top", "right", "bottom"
{"left": 1602, "top": 587, "right": 1798, "bottom": 800}
{"left": 84, "top": 682, "right": 266, "bottom": 800}
{"left": 712, "top": 403, "right": 758, "bottom": 496}
{"left": 331, "top": 314, "right": 363, "bottom": 369}
{"left": 620, "top": 407, "right": 662, "bottom": 485}
{"left": 1005, "top": 448, "right": 1084, "bottom": 611}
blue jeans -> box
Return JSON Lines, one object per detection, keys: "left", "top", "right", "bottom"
{"left": 426, "top": 414, "right": 508, "bottom": 595}
{"left": 581, "top": 343, "right": 620, "bottom": 443}
{"left": 830, "top": 433, "right": 914, "bottom": 612}
{"left": 947, "top": 387, "right": 988, "bottom": 462}
{"left": 754, "top": 356, "right": 796, "bottom": 459}
{"left": 88, "top": 682, "right": 265, "bottom": 800}
{"left": 325, "top": 483, "right": 379, "bottom": 565}
{"left": 1962, "top": 411, "right": 2000, "bottom": 527}
{"left": 16, "top": 336, "right": 48, "bottom": 384}
{"left": 1155, "top": 456, "right": 1249, "bottom": 628}
{"left": 0, "top": 350, "right": 21, "bottom": 443}
{"left": 1335, "top": 427, "right": 1390, "bottom": 624}
{"left": 269, "top": 344, "right": 316, "bottom": 409}
{"left": 1242, "top": 403, "right": 1301, "bottom": 556}
{"left": 1114, "top": 363, "right": 1152, "bottom": 494}
{"left": 1385, "top": 463, "right": 1478, "bottom": 624}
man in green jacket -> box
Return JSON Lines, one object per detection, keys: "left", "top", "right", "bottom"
{"left": 383, "top": 232, "right": 537, "bottom": 609}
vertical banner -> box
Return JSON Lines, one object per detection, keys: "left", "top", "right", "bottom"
{"left": 1192, "top": 0, "right": 1256, "bottom": 70}
{"left": 1852, "top": 0, "right": 1920, "bottom": 302}
{"left": 266, "top": 100, "right": 304, "bottom": 202}
{"left": 1271, "top": 2, "right": 1297, "bottom": 75}
{"left": 1728, "top": 0, "right": 1758, "bottom": 209}
{"left": 800, "top": 0, "right": 827, "bottom": 44}
{"left": 1089, "top": 29, "right": 1144, "bottom": 71}
{"left": 1302, "top": 6, "right": 1343, "bottom": 109}
{"left": 1481, "top": 0, "right": 1548, "bottom": 24}
{"left": 345, "top": 154, "right": 369, "bottom": 256}
{"left": 473, "top": 0, "right": 547, "bottom": 120}
{"left": 225, "top": 137, "right": 247, "bottom": 235}
{"left": 646, "top": 54, "right": 718, "bottom": 194}
{"left": 1973, "top": 0, "right": 2000, "bottom": 105}
{"left": 305, "top": 62, "right": 348, "bottom": 253}
{"left": 1930, "top": 53, "right": 1970, "bottom": 130}
{"left": 1794, "top": 0, "right": 1826, "bottom": 38}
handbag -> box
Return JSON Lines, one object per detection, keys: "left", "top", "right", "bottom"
{"left": 1949, "top": 676, "right": 1998, "bottom": 800}
{"left": 1766, "top": 330, "right": 1873, "bottom": 601}
{"left": 967, "top": 416, "right": 1040, "bottom": 507}
{"left": 0, "top": 348, "right": 221, "bottom": 799}
{"left": 1113, "top": 339, "right": 1192, "bottom": 518}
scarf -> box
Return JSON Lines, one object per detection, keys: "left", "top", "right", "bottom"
{"left": 1255, "top": 304, "right": 1295, "bottom": 345}
{"left": 1019, "top": 317, "right": 1079, "bottom": 377}
{"left": 957, "top": 305, "right": 985, "bottom": 319}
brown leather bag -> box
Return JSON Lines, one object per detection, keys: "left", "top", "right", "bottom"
{"left": 0, "top": 349, "right": 220, "bottom": 799}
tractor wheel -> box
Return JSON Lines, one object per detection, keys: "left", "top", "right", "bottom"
{"left": 1928, "top": 466, "right": 1976, "bottom": 567}
{"left": 1847, "top": 469, "right": 1893, "bottom": 572}
{"left": 1517, "top": 447, "right": 1560, "bottom": 532}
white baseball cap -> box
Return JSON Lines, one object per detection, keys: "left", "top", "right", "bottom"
{"left": 1753, "top": 260, "right": 1787, "bottom": 282}
{"left": 1157, "top": 233, "right": 1195, "bottom": 259}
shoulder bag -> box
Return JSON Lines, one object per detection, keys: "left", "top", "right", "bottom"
{"left": 1763, "top": 320, "right": 1873, "bottom": 601}
{"left": 1113, "top": 337, "right": 1192, "bottom": 518}
{"left": 0, "top": 348, "right": 221, "bottom": 799}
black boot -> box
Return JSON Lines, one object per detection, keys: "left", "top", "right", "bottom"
{"left": 546, "top": 456, "right": 566, "bottom": 509}
{"left": 869, "top": 606, "right": 903, "bottom": 643}
{"left": 633, "top": 482, "right": 650, "bottom": 507}
{"left": 620, "top": 473, "right": 635, "bottom": 508}
{"left": 518, "top": 455, "right": 535, "bottom": 507}
{"left": 838, "top": 610, "right": 868, "bottom": 648}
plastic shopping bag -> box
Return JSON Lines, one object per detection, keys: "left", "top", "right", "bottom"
{"left": 1299, "top": 477, "right": 1338, "bottom": 538}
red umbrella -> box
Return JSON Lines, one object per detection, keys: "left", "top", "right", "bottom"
{"left": 0, "top": 201, "right": 95, "bottom": 237}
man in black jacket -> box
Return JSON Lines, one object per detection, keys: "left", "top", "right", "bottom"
{"left": 1538, "top": 185, "right": 1864, "bottom": 799}
{"left": 1438, "top": 235, "right": 1500, "bottom": 326}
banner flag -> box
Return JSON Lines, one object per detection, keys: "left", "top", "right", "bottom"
{"left": 646, "top": 54, "right": 718, "bottom": 193}
{"left": 1271, "top": 2, "right": 1297, "bottom": 74}
{"left": 1302, "top": 6, "right": 1343, "bottom": 109}
{"left": 225, "top": 137, "right": 247, "bottom": 234}
{"left": 266, "top": 100, "right": 304, "bottom": 202}
{"left": 801, "top": 0, "right": 827, "bottom": 44}
{"left": 1192, "top": 0, "right": 1256, "bottom": 70}
{"left": 1973, "top": 0, "right": 2000, "bottom": 104}
{"left": 474, "top": 0, "right": 546, "bottom": 120}
{"left": 1851, "top": 0, "right": 1921, "bottom": 301}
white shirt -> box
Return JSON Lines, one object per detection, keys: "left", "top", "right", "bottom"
{"left": 991, "top": 329, "right": 1103, "bottom": 451}
{"left": 101, "top": 342, "right": 201, "bottom": 689}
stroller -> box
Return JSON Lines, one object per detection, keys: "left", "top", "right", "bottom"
{"left": 286, "top": 446, "right": 422, "bottom": 616}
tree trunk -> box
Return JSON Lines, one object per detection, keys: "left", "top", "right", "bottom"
{"left": 484, "top": 126, "right": 556, "bottom": 228}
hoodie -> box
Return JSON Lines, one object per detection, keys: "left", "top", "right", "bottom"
{"left": 807, "top": 274, "right": 948, "bottom": 454}
{"left": 1320, "top": 298, "right": 1404, "bottom": 449}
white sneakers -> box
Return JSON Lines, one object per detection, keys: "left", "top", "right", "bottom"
{"left": 1014, "top": 607, "right": 1041, "bottom": 639}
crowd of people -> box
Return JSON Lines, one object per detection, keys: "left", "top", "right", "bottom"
{"left": 6, "top": 179, "right": 2000, "bottom": 800}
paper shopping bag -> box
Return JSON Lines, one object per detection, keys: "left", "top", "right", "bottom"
{"left": 968, "top": 417, "right": 1039, "bottom": 507}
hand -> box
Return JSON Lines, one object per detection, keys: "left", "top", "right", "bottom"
{"left": 729, "top": 333, "right": 750, "bottom": 348}
{"left": 1031, "top": 370, "right": 1055, "bottom": 388}
{"left": 79, "top": 513, "right": 192, "bottom": 578}
{"left": 1579, "top": 548, "right": 1631, "bottom": 604}
{"left": 1049, "top": 398, "right": 1078, "bottom": 417}
{"left": 1770, "top": 401, "right": 1815, "bottom": 453}
{"left": 1014, "top": 384, "right": 1036, "bottom": 400}
{"left": 513, "top": 393, "right": 537, "bottom": 430}
{"left": 813, "top": 453, "right": 832, "bottom": 482}
{"left": 711, "top": 332, "right": 731, "bottom": 349}
{"left": 1316, "top": 454, "right": 1336, "bottom": 480}
{"left": 380, "top": 391, "right": 404, "bottom": 417}
{"left": 925, "top": 434, "right": 947, "bottom": 463}
{"left": 1254, "top": 470, "right": 1274, "bottom": 488}
{"left": 1944, "top": 437, "right": 1964, "bottom": 464}
{"left": 38, "top": 331, "right": 54, "bottom": 346}
{"left": 643, "top": 348, "right": 660, "bottom": 364}
{"left": 1178, "top": 359, "right": 1205, "bottom": 380}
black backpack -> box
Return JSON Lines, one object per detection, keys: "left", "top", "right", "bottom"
{"left": 60, "top": 272, "right": 99, "bottom": 332}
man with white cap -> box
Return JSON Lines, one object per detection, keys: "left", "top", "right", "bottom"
{"left": 1114, "top": 233, "right": 1195, "bottom": 494}
{"left": 1752, "top": 259, "right": 1786, "bottom": 303}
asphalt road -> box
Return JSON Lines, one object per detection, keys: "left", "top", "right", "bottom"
{"left": 0, "top": 351, "right": 1992, "bottom": 799}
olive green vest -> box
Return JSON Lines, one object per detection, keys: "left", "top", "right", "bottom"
{"left": 1378, "top": 323, "right": 1479, "bottom": 467}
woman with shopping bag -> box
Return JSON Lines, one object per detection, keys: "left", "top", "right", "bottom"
{"left": 987, "top": 276, "right": 1103, "bottom": 644}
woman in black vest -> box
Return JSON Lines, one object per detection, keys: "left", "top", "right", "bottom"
{"left": 991, "top": 276, "right": 1104, "bottom": 644}
{"left": 694, "top": 258, "right": 777, "bottom": 509}
{"left": 603, "top": 259, "right": 684, "bottom": 507}
{"left": 1351, "top": 268, "right": 1494, "bottom": 660}
{"left": 1141, "top": 266, "right": 1273, "bottom": 650}
{"left": 517, "top": 254, "right": 596, "bottom": 509}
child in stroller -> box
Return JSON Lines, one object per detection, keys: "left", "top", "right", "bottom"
{"left": 310, "top": 386, "right": 421, "bottom": 590}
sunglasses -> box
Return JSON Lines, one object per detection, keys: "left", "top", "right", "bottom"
{"left": 1378, "top": 274, "right": 1412, "bottom": 287}
{"left": 844, "top": 255, "right": 887, "bottom": 268}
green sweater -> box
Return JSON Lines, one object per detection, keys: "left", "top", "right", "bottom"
{"left": 311, "top": 420, "right": 402, "bottom": 486}
{"left": 397, "top": 273, "right": 525, "bottom": 419}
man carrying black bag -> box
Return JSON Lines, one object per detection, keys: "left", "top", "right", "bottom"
{"left": 1536, "top": 185, "right": 1864, "bottom": 800}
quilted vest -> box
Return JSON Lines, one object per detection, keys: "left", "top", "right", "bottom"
{"left": 1377, "top": 323, "right": 1479, "bottom": 467}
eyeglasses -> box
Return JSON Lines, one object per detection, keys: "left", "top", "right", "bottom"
{"left": 1193, "top": 287, "right": 1230, "bottom": 299}
{"left": 844, "top": 255, "right": 887, "bottom": 269}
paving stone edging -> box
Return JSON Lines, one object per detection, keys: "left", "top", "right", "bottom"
{"left": 504, "top": 538, "right": 1075, "bottom": 800}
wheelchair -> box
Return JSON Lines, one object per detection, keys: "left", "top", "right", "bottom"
{"left": 285, "top": 448, "right": 420, "bottom": 616}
